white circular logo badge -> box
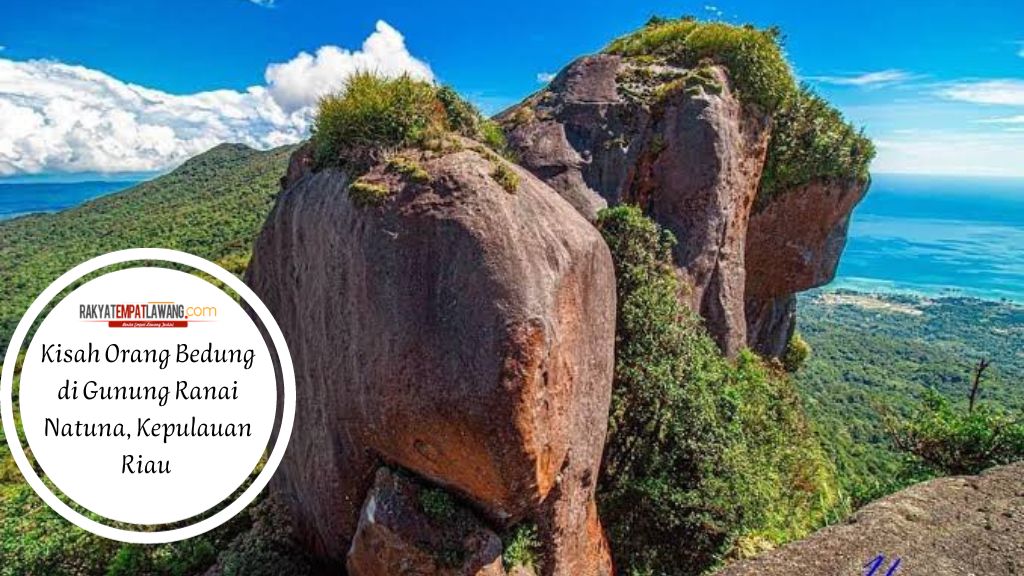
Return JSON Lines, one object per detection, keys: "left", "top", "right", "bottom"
{"left": 1, "top": 249, "right": 295, "bottom": 544}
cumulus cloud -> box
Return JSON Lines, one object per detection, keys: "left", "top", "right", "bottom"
{"left": 938, "top": 79, "right": 1024, "bottom": 106}
{"left": 265, "top": 21, "right": 433, "bottom": 112}
{"left": 808, "top": 69, "right": 914, "bottom": 87}
{"left": 536, "top": 72, "right": 556, "bottom": 83}
{"left": 0, "top": 20, "right": 433, "bottom": 177}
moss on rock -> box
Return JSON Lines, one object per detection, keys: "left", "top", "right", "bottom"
{"left": 606, "top": 17, "right": 796, "bottom": 114}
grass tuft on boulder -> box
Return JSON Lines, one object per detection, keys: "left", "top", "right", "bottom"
{"left": 313, "top": 73, "right": 446, "bottom": 170}
{"left": 491, "top": 163, "right": 520, "bottom": 193}
{"left": 348, "top": 179, "right": 392, "bottom": 207}
{"left": 605, "top": 17, "right": 795, "bottom": 114}
{"left": 313, "top": 74, "right": 512, "bottom": 172}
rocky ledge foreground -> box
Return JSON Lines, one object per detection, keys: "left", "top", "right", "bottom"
{"left": 718, "top": 462, "right": 1024, "bottom": 576}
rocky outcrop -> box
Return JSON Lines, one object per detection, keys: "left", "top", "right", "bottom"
{"left": 347, "top": 468, "right": 505, "bottom": 576}
{"left": 500, "top": 55, "right": 770, "bottom": 356}
{"left": 500, "top": 50, "right": 874, "bottom": 358}
{"left": 718, "top": 462, "right": 1024, "bottom": 576}
{"left": 246, "top": 142, "right": 617, "bottom": 575}
{"left": 744, "top": 178, "right": 869, "bottom": 356}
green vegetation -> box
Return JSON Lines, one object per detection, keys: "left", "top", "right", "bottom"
{"left": 501, "top": 524, "right": 541, "bottom": 573}
{"left": 313, "top": 74, "right": 510, "bottom": 172}
{"left": 313, "top": 73, "right": 446, "bottom": 170}
{"left": 0, "top": 144, "right": 315, "bottom": 575}
{"left": 0, "top": 452, "right": 308, "bottom": 576}
{"left": 783, "top": 332, "right": 811, "bottom": 373}
{"left": 604, "top": 18, "right": 872, "bottom": 205}
{"left": 387, "top": 155, "right": 431, "bottom": 183}
{"left": 347, "top": 178, "right": 393, "bottom": 207}
{"left": 419, "top": 487, "right": 457, "bottom": 523}
{"left": 596, "top": 206, "right": 840, "bottom": 575}
{"left": 889, "top": 383, "right": 1024, "bottom": 477}
{"left": 204, "top": 500, "right": 313, "bottom": 576}
{"left": 606, "top": 17, "right": 795, "bottom": 113}
{"left": 758, "top": 86, "right": 875, "bottom": 208}
{"left": 478, "top": 119, "right": 512, "bottom": 159}
{"left": 0, "top": 143, "right": 292, "bottom": 353}
{"left": 491, "top": 163, "right": 520, "bottom": 193}
{"left": 796, "top": 290, "right": 1024, "bottom": 506}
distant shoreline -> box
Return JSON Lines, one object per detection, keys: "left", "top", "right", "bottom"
{"left": 0, "top": 180, "right": 139, "bottom": 222}
{"left": 806, "top": 284, "right": 1024, "bottom": 309}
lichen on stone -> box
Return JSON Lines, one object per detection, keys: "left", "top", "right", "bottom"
{"left": 387, "top": 155, "right": 431, "bottom": 183}
{"left": 348, "top": 179, "right": 392, "bottom": 207}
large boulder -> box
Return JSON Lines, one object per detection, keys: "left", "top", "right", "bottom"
{"left": 246, "top": 142, "right": 617, "bottom": 575}
{"left": 501, "top": 54, "right": 770, "bottom": 356}
{"left": 347, "top": 468, "right": 505, "bottom": 576}
{"left": 717, "top": 462, "right": 1024, "bottom": 576}
{"left": 744, "top": 178, "right": 869, "bottom": 356}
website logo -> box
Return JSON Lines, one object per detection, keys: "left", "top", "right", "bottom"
{"left": 79, "top": 301, "right": 217, "bottom": 328}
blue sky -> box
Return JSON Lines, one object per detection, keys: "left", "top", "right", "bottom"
{"left": 1, "top": 0, "right": 1022, "bottom": 178}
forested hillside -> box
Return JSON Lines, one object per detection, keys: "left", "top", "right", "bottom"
{"left": 0, "top": 143, "right": 294, "bottom": 351}
{"left": 796, "top": 290, "right": 1024, "bottom": 503}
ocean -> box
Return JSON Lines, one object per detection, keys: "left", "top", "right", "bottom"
{"left": 1, "top": 174, "right": 1022, "bottom": 302}
{"left": 0, "top": 181, "right": 138, "bottom": 221}
{"left": 834, "top": 174, "right": 1024, "bottom": 303}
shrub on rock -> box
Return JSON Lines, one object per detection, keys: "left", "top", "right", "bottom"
{"left": 596, "top": 205, "right": 841, "bottom": 575}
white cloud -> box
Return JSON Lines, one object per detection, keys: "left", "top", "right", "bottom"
{"left": 808, "top": 69, "right": 914, "bottom": 86}
{"left": 873, "top": 130, "right": 1024, "bottom": 177}
{"left": 265, "top": 20, "right": 433, "bottom": 113}
{"left": 0, "top": 20, "right": 433, "bottom": 176}
{"left": 704, "top": 4, "right": 724, "bottom": 17}
{"left": 939, "top": 79, "right": 1024, "bottom": 106}
{"left": 1018, "top": 42, "right": 1024, "bottom": 58}
{"left": 536, "top": 72, "right": 556, "bottom": 83}
{"left": 978, "top": 115, "right": 1024, "bottom": 124}
{"left": 247, "top": 0, "right": 275, "bottom": 6}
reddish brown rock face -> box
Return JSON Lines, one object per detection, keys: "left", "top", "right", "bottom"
{"left": 246, "top": 144, "right": 616, "bottom": 575}
{"left": 744, "top": 178, "right": 869, "bottom": 356}
{"left": 502, "top": 55, "right": 769, "bottom": 356}
{"left": 503, "top": 55, "right": 872, "bottom": 358}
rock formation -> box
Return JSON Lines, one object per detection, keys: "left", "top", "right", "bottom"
{"left": 717, "top": 462, "right": 1024, "bottom": 576}
{"left": 346, "top": 468, "right": 505, "bottom": 576}
{"left": 500, "top": 55, "right": 769, "bottom": 356}
{"left": 500, "top": 54, "right": 869, "bottom": 358}
{"left": 246, "top": 141, "right": 617, "bottom": 575}
{"left": 744, "top": 177, "right": 869, "bottom": 357}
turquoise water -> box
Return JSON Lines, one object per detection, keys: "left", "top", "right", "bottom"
{"left": 0, "top": 181, "right": 137, "bottom": 221}
{"left": 2, "top": 174, "right": 1022, "bottom": 302}
{"left": 833, "top": 174, "right": 1024, "bottom": 302}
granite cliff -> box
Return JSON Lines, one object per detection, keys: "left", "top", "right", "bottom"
{"left": 248, "top": 131, "right": 616, "bottom": 575}
{"left": 244, "top": 18, "right": 876, "bottom": 576}
{"left": 499, "top": 19, "right": 873, "bottom": 358}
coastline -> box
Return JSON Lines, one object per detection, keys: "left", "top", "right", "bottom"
{"left": 821, "top": 278, "right": 1024, "bottom": 306}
